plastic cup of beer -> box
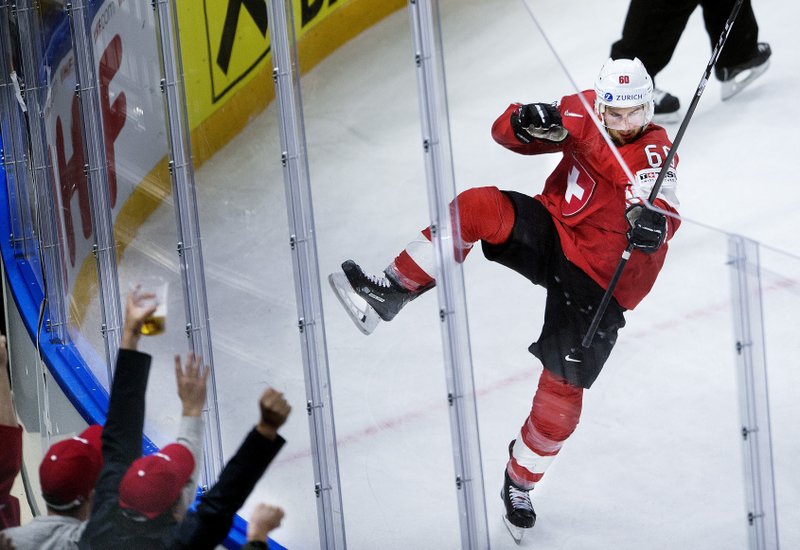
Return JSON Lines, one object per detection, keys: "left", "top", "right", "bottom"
{"left": 138, "top": 278, "right": 168, "bottom": 336}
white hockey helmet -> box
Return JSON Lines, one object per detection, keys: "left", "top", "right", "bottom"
{"left": 594, "top": 57, "right": 654, "bottom": 127}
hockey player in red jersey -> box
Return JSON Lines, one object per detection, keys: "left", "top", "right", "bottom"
{"left": 330, "top": 57, "right": 681, "bottom": 539}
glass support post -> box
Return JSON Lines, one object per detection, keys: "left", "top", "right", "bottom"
{"left": 67, "top": 0, "right": 123, "bottom": 385}
{"left": 266, "top": 0, "right": 347, "bottom": 547}
{"left": 407, "top": 1, "right": 489, "bottom": 548}
{"left": 728, "top": 235, "right": 780, "bottom": 550}
{"left": 0, "top": 1, "right": 37, "bottom": 259}
{"left": 152, "top": 0, "right": 224, "bottom": 484}
{"left": 16, "top": 0, "right": 69, "bottom": 344}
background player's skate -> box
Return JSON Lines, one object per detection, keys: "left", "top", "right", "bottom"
{"left": 718, "top": 42, "right": 771, "bottom": 100}
{"left": 651, "top": 88, "right": 681, "bottom": 124}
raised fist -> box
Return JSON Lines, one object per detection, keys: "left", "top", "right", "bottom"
{"left": 246, "top": 503, "right": 285, "bottom": 542}
{"left": 256, "top": 388, "right": 291, "bottom": 440}
{"left": 511, "top": 102, "right": 568, "bottom": 143}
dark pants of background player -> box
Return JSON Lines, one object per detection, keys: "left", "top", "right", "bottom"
{"left": 610, "top": 0, "right": 759, "bottom": 80}
{"left": 481, "top": 191, "right": 626, "bottom": 390}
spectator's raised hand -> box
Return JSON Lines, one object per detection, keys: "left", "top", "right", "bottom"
{"left": 246, "top": 503, "right": 285, "bottom": 544}
{"left": 256, "top": 388, "right": 291, "bottom": 441}
{"left": 121, "top": 287, "right": 158, "bottom": 350}
{"left": 175, "top": 353, "right": 209, "bottom": 417}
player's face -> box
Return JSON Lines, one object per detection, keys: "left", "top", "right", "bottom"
{"left": 603, "top": 104, "right": 647, "bottom": 144}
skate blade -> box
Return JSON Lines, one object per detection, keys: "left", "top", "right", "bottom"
{"left": 653, "top": 111, "right": 681, "bottom": 125}
{"left": 503, "top": 514, "right": 527, "bottom": 545}
{"left": 720, "top": 60, "right": 770, "bottom": 101}
{"left": 328, "top": 272, "right": 381, "bottom": 335}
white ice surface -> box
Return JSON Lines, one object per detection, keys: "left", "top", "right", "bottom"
{"left": 114, "top": 0, "right": 800, "bottom": 548}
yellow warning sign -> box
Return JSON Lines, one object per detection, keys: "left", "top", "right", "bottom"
{"left": 203, "top": 0, "right": 271, "bottom": 102}
{"left": 175, "top": 0, "right": 404, "bottom": 164}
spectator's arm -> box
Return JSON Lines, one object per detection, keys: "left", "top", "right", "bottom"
{"left": 174, "top": 353, "right": 209, "bottom": 509}
{"left": 173, "top": 429, "right": 286, "bottom": 548}
{"left": 100, "top": 349, "right": 151, "bottom": 467}
{"left": 172, "top": 388, "right": 290, "bottom": 548}
{"left": 86, "top": 347, "right": 152, "bottom": 532}
{"left": 82, "top": 293, "right": 155, "bottom": 548}
{"left": 100, "top": 288, "right": 159, "bottom": 466}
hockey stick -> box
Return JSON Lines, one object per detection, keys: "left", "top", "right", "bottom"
{"left": 581, "top": 0, "right": 745, "bottom": 349}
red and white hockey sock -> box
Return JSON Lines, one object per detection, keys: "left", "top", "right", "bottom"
{"left": 387, "top": 231, "right": 437, "bottom": 293}
{"left": 507, "top": 368, "right": 584, "bottom": 490}
{"left": 386, "top": 186, "right": 515, "bottom": 293}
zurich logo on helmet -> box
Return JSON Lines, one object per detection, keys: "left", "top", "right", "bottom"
{"left": 604, "top": 92, "right": 614, "bottom": 102}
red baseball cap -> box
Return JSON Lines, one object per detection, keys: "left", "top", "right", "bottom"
{"left": 39, "top": 424, "right": 103, "bottom": 510}
{"left": 118, "top": 443, "right": 194, "bottom": 520}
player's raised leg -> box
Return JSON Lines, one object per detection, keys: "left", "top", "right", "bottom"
{"left": 329, "top": 186, "right": 515, "bottom": 334}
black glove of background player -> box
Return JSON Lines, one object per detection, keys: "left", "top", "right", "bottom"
{"left": 510, "top": 102, "right": 569, "bottom": 144}
{"left": 626, "top": 204, "right": 667, "bottom": 253}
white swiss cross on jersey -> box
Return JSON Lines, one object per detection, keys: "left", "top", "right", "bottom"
{"left": 561, "top": 161, "right": 596, "bottom": 217}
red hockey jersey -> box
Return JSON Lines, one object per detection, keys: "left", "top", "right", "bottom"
{"left": 491, "top": 91, "right": 681, "bottom": 310}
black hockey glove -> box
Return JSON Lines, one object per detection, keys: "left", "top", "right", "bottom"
{"left": 626, "top": 204, "right": 667, "bottom": 253}
{"left": 511, "top": 103, "right": 569, "bottom": 144}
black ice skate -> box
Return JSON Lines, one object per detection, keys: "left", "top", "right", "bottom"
{"left": 716, "top": 42, "right": 771, "bottom": 100}
{"left": 501, "top": 470, "right": 536, "bottom": 544}
{"left": 328, "top": 260, "right": 417, "bottom": 335}
{"left": 652, "top": 88, "right": 681, "bottom": 124}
